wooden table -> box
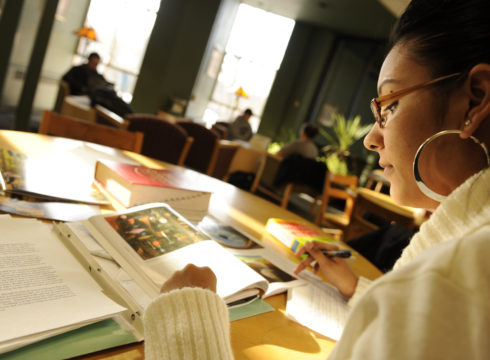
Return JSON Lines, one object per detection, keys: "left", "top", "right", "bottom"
{"left": 0, "top": 130, "right": 382, "bottom": 360}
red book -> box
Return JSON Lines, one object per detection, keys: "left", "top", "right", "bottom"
{"left": 94, "top": 160, "right": 212, "bottom": 212}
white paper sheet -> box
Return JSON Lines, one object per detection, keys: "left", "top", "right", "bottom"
{"left": 286, "top": 282, "right": 350, "bottom": 341}
{"left": 0, "top": 217, "right": 126, "bottom": 352}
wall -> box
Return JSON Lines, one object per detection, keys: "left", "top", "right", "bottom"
{"left": 131, "top": 0, "right": 222, "bottom": 115}
{"left": 1, "top": 0, "right": 89, "bottom": 110}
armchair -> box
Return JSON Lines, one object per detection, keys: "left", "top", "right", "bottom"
{"left": 125, "top": 114, "right": 193, "bottom": 165}
{"left": 176, "top": 120, "right": 220, "bottom": 175}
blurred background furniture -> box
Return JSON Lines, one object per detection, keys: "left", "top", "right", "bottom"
{"left": 94, "top": 105, "right": 128, "bottom": 129}
{"left": 209, "top": 141, "right": 240, "bottom": 180}
{"left": 342, "top": 187, "right": 422, "bottom": 242}
{"left": 125, "top": 114, "right": 193, "bottom": 165}
{"left": 177, "top": 120, "right": 220, "bottom": 175}
{"left": 252, "top": 153, "right": 326, "bottom": 209}
{"left": 60, "top": 95, "right": 96, "bottom": 123}
{"left": 211, "top": 122, "right": 229, "bottom": 139}
{"left": 38, "top": 111, "right": 143, "bottom": 153}
{"left": 314, "top": 173, "right": 359, "bottom": 230}
{"left": 53, "top": 80, "right": 70, "bottom": 114}
{"left": 365, "top": 169, "right": 390, "bottom": 193}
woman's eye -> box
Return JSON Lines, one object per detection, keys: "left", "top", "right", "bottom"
{"left": 383, "top": 100, "right": 399, "bottom": 114}
{"left": 380, "top": 100, "right": 399, "bottom": 125}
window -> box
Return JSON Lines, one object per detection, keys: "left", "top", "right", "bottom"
{"left": 203, "top": 4, "right": 294, "bottom": 131}
{"left": 75, "top": 0, "right": 160, "bottom": 102}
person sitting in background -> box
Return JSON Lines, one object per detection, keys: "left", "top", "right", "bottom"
{"left": 228, "top": 108, "right": 253, "bottom": 141}
{"left": 277, "top": 123, "right": 319, "bottom": 160}
{"left": 62, "top": 52, "right": 133, "bottom": 117}
{"left": 143, "top": 0, "right": 490, "bottom": 359}
{"left": 62, "top": 52, "right": 107, "bottom": 96}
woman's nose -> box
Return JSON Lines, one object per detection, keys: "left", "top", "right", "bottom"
{"left": 363, "top": 125, "right": 382, "bottom": 151}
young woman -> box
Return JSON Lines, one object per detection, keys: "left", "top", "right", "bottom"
{"left": 143, "top": 1, "right": 490, "bottom": 358}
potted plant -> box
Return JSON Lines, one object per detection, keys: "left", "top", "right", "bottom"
{"left": 318, "top": 113, "right": 371, "bottom": 175}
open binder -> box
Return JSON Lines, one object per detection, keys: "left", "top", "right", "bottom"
{"left": 1, "top": 203, "right": 305, "bottom": 357}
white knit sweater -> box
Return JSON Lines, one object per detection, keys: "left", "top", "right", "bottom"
{"left": 144, "top": 169, "right": 490, "bottom": 359}
{"left": 349, "top": 168, "right": 490, "bottom": 306}
{"left": 144, "top": 288, "right": 233, "bottom": 359}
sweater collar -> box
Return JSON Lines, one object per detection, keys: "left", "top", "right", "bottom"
{"left": 395, "top": 168, "right": 490, "bottom": 268}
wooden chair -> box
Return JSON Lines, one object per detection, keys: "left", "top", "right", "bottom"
{"left": 364, "top": 169, "right": 390, "bottom": 192}
{"left": 176, "top": 120, "right": 220, "bottom": 175}
{"left": 53, "top": 80, "right": 70, "bottom": 113}
{"left": 211, "top": 123, "right": 229, "bottom": 139}
{"left": 209, "top": 141, "right": 240, "bottom": 180}
{"left": 342, "top": 188, "right": 420, "bottom": 242}
{"left": 252, "top": 153, "right": 326, "bottom": 209}
{"left": 314, "top": 173, "right": 359, "bottom": 230}
{"left": 125, "top": 114, "right": 193, "bottom": 166}
{"left": 38, "top": 111, "right": 144, "bottom": 153}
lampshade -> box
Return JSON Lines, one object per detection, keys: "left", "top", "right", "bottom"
{"left": 75, "top": 26, "right": 97, "bottom": 41}
{"left": 234, "top": 86, "right": 248, "bottom": 98}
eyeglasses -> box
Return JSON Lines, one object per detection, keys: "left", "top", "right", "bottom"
{"left": 370, "top": 72, "right": 461, "bottom": 128}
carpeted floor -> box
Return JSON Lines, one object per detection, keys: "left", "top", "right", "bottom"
{"left": 0, "top": 106, "right": 41, "bottom": 131}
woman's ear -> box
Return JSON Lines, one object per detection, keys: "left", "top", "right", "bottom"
{"left": 461, "top": 64, "right": 490, "bottom": 139}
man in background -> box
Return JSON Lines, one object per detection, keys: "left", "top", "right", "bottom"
{"left": 62, "top": 52, "right": 133, "bottom": 117}
{"left": 228, "top": 108, "right": 253, "bottom": 141}
{"left": 277, "top": 123, "right": 319, "bottom": 160}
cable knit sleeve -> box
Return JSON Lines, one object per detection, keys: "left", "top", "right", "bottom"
{"left": 143, "top": 288, "right": 234, "bottom": 360}
{"left": 347, "top": 276, "right": 373, "bottom": 307}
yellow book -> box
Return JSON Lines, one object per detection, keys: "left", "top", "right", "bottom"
{"left": 265, "top": 218, "right": 335, "bottom": 252}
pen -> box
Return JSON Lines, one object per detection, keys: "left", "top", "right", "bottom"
{"left": 321, "top": 249, "right": 352, "bottom": 258}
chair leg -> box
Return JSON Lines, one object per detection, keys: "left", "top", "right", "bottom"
{"left": 281, "top": 183, "right": 293, "bottom": 208}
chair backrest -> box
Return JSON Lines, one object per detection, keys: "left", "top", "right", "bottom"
{"left": 125, "top": 114, "right": 193, "bottom": 165}
{"left": 53, "top": 81, "right": 70, "bottom": 113}
{"left": 211, "top": 123, "right": 228, "bottom": 139}
{"left": 38, "top": 111, "right": 144, "bottom": 153}
{"left": 314, "top": 172, "right": 359, "bottom": 226}
{"left": 251, "top": 154, "right": 327, "bottom": 208}
{"left": 176, "top": 120, "right": 220, "bottom": 175}
{"left": 210, "top": 142, "right": 240, "bottom": 180}
{"left": 342, "top": 188, "right": 419, "bottom": 242}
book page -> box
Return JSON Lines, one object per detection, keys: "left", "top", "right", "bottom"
{"left": 228, "top": 247, "right": 306, "bottom": 298}
{"left": 286, "top": 282, "right": 349, "bottom": 341}
{"left": 0, "top": 217, "right": 126, "bottom": 353}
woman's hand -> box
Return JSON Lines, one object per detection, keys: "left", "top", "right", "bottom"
{"left": 294, "top": 241, "right": 358, "bottom": 298}
{"left": 160, "top": 264, "right": 217, "bottom": 294}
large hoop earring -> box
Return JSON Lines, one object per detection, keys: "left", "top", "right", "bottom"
{"left": 413, "top": 129, "right": 490, "bottom": 202}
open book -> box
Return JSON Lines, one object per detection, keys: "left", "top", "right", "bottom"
{"left": 75, "top": 204, "right": 271, "bottom": 309}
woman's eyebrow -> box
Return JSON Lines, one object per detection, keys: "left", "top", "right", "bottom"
{"left": 377, "top": 78, "right": 402, "bottom": 95}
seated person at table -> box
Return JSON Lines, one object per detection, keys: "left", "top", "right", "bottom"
{"left": 143, "top": 1, "right": 490, "bottom": 359}
{"left": 228, "top": 108, "right": 253, "bottom": 141}
{"left": 62, "top": 52, "right": 133, "bottom": 117}
{"left": 277, "top": 123, "right": 319, "bottom": 160}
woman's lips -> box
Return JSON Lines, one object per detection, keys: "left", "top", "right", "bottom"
{"left": 383, "top": 165, "right": 393, "bottom": 177}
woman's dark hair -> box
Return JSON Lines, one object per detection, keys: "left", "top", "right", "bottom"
{"left": 390, "top": 0, "right": 490, "bottom": 78}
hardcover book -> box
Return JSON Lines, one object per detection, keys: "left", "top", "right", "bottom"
{"left": 94, "top": 160, "right": 212, "bottom": 213}
{"left": 0, "top": 149, "right": 108, "bottom": 205}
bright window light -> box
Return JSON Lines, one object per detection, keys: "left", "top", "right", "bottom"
{"left": 205, "top": 4, "right": 295, "bottom": 131}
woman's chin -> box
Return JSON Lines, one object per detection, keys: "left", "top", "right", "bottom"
{"left": 390, "top": 184, "right": 438, "bottom": 210}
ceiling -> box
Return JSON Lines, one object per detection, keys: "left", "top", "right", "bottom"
{"left": 241, "top": 0, "right": 410, "bottom": 40}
